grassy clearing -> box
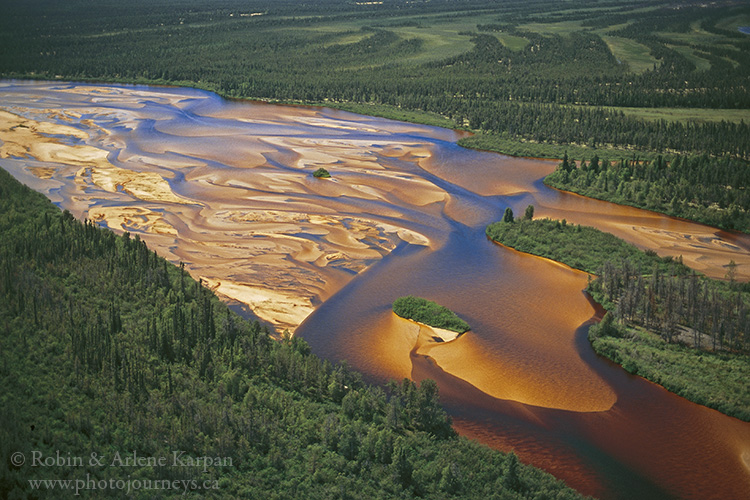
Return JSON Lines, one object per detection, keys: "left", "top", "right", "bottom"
{"left": 601, "top": 36, "right": 658, "bottom": 73}
{"left": 518, "top": 20, "right": 585, "bottom": 36}
{"left": 320, "top": 31, "right": 371, "bottom": 47}
{"left": 590, "top": 105, "right": 750, "bottom": 124}
{"left": 494, "top": 32, "right": 529, "bottom": 51}
{"left": 657, "top": 26, "right": 726, "bottom": 47}
{"left": 667, "top": 44, "right": 712, "bottom": 72}
{"left": 715, "top": 13, "right": 750, "bottom": 32}
{"left": 382, "top": 13, "right": 515, "bottom": 63}
{"left": 384, "top": 13, "right": 532, "bottom": 59}
{"left": 296, "top": 14, "right": 480, "bottom": 66}
{"left": 388, "top": 26, "right": 475, "bottom": 64}
{"left": 508, "top": 19, "right": 661, "bottom": 73}
{"left": 539, "top": 5, "right": 618, "bottom": 18}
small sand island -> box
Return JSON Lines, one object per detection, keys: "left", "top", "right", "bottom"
{"left": 392, "top": 295, "right": 470, "bottom": 342}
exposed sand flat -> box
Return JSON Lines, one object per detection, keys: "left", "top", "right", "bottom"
{"left": 616, "top": 224, "right": 750, "bottom": 278}
{"left": 27, "top": 166, "right": 57, "bottom": 179}
{"left": 205, "top": 279, "right": 314, "bottom": 330}
{"left": 0, "top": 111, "right": 105, "bottom": 167}
{"left": 1, "top": 109, "right": 193, "bottom": 208}
{"left": 89, "top": 206, "right": 178, "bottom": 236}
{"left": 393, "top": 314, "right": 462, "bottom": 344}
{"left": 420, "top": 331, "right": 616, "bottom": 412}
{"left": 414, "top": 322, "right": 461, "bottom": 343}
{"left": 89, "top": 165, "right": 195, "bottom": 205}
{"left": 0, "top": 82, "right": 446, "bottom": 332}
{"left": 293, "top": 116, "right": 384, "bottom": 133}
{"left": 0, "top": 109, "right": 89, "bottom": 140}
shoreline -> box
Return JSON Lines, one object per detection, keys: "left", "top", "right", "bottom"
{"left": 394, "top": 314, "right": 464, "bottom": 343}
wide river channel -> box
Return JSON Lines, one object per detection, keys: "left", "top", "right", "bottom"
{"left": 1, "top": 80, "right": 749, "bottom": 499}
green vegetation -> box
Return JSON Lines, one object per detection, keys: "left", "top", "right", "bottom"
{"left": 320, "top": 102, "right": 457, "bottom": 130}
{"left": 578, "top": 106, "right": 750, "bottom": 125}
{"left": 486, "top": 214, "right": 679, "bottom": 275}
{"left": 589, "top": 323, "right": 750, "bottom": 421}
{"left": 0, "top": 167, "right": 584, "bottom": 498}
{"left": 2, "top": 0, "right": 749, "bottom": 494}
{"left": 545, "top": 153, "right": 750, "bottom": 233}
{"left": 1, "top": 0, "right": 749, "bottom": 158}
{"left": 393, "top": 296, "right": 471, "bottom": 334}
{"left": 487, "top": 212, "right": 750, "bottom": 421}
{"left": 587, "top": 258, "right": 750, "bottom": 353}
{"left": 458, "top": 133, "right": 662, "bottom": 162}
{"left": 600, "top": 36, "right": 658, "bottom": 74}
{"left": 312, "top": 167, "right": 331, "bottom": 178}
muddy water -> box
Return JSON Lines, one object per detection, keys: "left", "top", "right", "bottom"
{"left": 1, "top": 81, "right": 749, "bottom": 499}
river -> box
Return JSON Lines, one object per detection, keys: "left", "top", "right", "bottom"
{"left": 1, "top": 80, "right": 748, "bottom": 499}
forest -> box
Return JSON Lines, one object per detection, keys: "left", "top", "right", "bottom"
{"left": 486, "top": 214, "right": 750, "bottom": 421}
{"left": 0, "top": 168, "right": 584, "bottom": 498}
{"left": 1, "top": 0, "right": 749, "bottom": 158}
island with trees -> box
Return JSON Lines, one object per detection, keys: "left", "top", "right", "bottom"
{"left": 486, "top": 208, "right": 749, "bottom": 421}
{"left": 393, "top": 296, "right": 471, "bottom": 335}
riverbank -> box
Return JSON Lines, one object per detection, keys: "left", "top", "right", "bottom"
{"left": 457, "top": 132, "right": 662, "bottom": 162}
{"left": 485, "top": 215, "right": 680, "bottom": 276}
{"left": 486, "top": 215, "right": 750, "bottom": 421}
{"left": 589, "top": 322, "right": 750, "bottom": 421}
{"left": 544, "top": 154, "right": 750, "bottom": 234}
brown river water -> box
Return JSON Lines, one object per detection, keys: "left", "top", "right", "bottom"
{"left": 1, "top": 81, "right": 748, "bottom": 499}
